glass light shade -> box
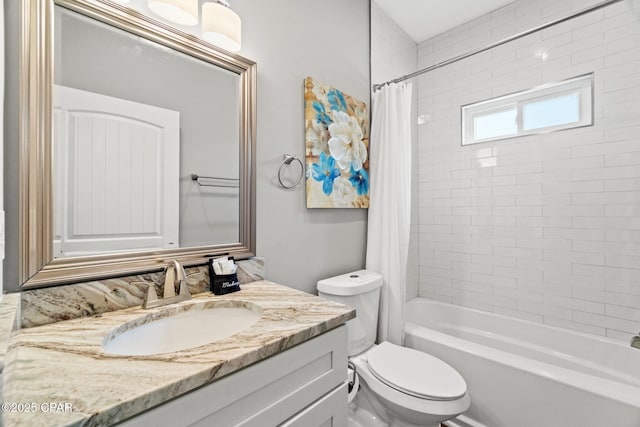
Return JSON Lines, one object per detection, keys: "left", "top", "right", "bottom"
{"left": 202, "top": 2, "right": 242, "bottom": 52}
{"left": 147, "top": 0, "right": 199, "bottom": 26}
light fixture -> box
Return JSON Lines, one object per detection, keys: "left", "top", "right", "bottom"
{"left": 202, "top": 0, "right": 242, "bottom": 52}
{"left": 147, "top": 0, "right": 199, "bottom": 26}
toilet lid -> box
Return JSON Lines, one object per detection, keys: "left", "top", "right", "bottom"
{"left": 366, "top": 342, "right": 467, "bottom": 401}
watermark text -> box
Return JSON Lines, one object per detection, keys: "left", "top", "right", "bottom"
{"left": 1, "top": 402, "right": 73, "bottom": 413}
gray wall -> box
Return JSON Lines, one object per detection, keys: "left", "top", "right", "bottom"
{"left": 0, "top": 0, "right": 4, "bottom": 297}
{"left": 3, "top": 0, "right": 370, "bottom": 293}
{"left": 235, "top": 0, "right": 370, "bottom": 294}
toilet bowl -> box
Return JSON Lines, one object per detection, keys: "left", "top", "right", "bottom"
{"left": 317, "top": 270, "right": 470, "bottom": 427}
{"left": 350, "top": 342, "right": 470, "bottom": 427}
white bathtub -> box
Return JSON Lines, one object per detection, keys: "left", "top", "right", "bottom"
{"left": 404, "top": 298, "right": 640, "bottom": 427}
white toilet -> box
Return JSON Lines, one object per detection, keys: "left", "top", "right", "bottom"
{"left": 317, "top": 270, "right": 470, "bottom": 427}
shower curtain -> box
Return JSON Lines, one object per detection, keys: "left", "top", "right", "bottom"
{"left": 366, "top": 83, "right": 412, "bottom": 345}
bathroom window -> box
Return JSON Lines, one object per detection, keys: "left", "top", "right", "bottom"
{"left": 462, "top": 74, "right": 593, "bottom": 145}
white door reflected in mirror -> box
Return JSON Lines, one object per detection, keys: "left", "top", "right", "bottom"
{"left": 53, "top": 85, "right": 180, "bottom": 258}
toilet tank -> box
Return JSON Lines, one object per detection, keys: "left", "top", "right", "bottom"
{"left": 317, "top": 270, "right": 383, "bottom": 356}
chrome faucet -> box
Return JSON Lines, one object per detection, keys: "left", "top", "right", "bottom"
{"left": 142, "top": 259, "right": 192, "bottom": 309}
{"left": 631, "top": 334, "right": 640, "bottom": 350}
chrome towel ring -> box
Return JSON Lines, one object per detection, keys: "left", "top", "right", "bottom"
{"left": 278, "top": 154, "right": 304, "bottom": 189}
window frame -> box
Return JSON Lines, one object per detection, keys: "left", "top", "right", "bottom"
{"left": 461, "top": 73, "right": 594, "bottom": 146}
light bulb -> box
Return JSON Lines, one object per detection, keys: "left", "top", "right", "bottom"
{"left": 147, "top": 0, "right": 199, "bottom": 26}
{"left": 202, "top": 2, "right": 242, "bottom": 52}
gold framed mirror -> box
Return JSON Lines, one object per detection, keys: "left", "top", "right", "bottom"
{"left": 19, "top": 0, "right": 256, "bottom": 289}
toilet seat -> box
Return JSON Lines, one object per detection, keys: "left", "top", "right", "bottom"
{"left": 351, "top": 352, "right": 471, "bottom": 422}
{"left": 366, "top": 342, "right": 467, "bottom": 401}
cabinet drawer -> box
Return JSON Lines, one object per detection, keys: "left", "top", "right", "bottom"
{"left": 119, "top": 325, "right": 348, "bottom": 427}
{"left": 280, "top": 382, "right": 348, "bottom": 427}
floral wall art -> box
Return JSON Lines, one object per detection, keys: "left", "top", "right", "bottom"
{"left": 304, "top": 77, "right": 370, "bottom": 208}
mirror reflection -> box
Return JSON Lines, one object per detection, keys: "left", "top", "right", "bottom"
{"left": 19, "top": 0, "right": 255, "bottom": 288}
{"left": 53, "top": 6, "right": 241, "bottom": 258}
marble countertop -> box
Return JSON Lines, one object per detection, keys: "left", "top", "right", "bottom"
{"left": 0, "top": 294, "right": 20, "bottom": 371}
{"left": 2, "top": 281, "right": 355, "bottom": 427}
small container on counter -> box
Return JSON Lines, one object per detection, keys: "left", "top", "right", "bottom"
{"left": 209, "top": 256, "right": 241, "bottom": 295}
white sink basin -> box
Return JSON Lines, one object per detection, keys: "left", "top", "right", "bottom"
{"left": 102, "top": 301, "right": 262, "bottom": 356}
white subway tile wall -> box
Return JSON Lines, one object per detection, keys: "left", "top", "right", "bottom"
{"left": 415, "top": 0, "right": 640, "bottom": 341}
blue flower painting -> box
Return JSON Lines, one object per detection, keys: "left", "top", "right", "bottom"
{"left": 312, "top": 152, "right": 340, "bottom": 196}
{"left": 304, "top": 77, "right": 370, "bottom": 208}
{"left": 349, "top": 166, "right": 369, "bottom": 196}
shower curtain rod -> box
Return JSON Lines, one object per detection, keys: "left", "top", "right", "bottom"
{"left": 373, "top": 0, "right": 624, "bottom": 91}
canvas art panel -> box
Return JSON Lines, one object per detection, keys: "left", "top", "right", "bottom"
{"left": 304, "top": 77, "right": 370, "bottom": 208}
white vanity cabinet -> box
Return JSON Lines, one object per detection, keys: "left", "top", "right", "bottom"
{"left": 118, "top": 325, "right": 348, "bottom": 427}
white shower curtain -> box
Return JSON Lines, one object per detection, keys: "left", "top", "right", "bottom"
{"left": 366, "top": 83, "right": 412, "bottom": 345}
